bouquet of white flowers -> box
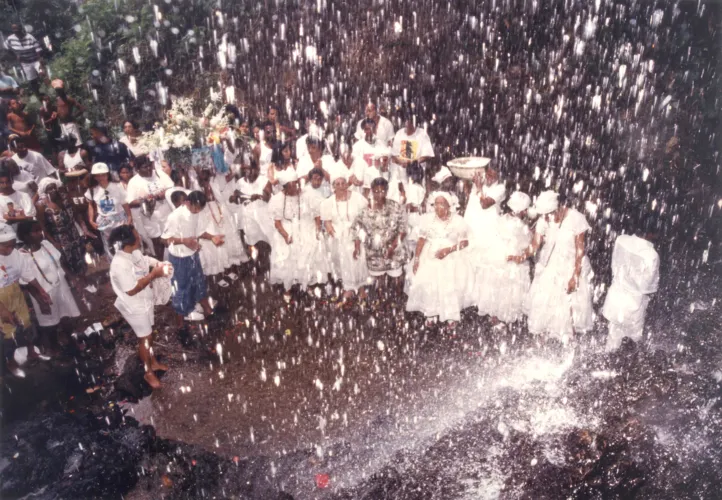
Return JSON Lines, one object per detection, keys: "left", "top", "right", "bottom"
{"left": 138, "top": 97, "right": 201, "bottom": 153}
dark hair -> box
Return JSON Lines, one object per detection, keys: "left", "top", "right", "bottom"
{"left": 305, "top": 135, "right": 325, "bottom": 151}
{"left": 118, "top": 163, "right": 133, "bottom": 173}
{"left": 0, "top": 167, "right": 13, "bottom": 181}
{"left": 407, "top": 161, "right": 424, "bottom": 184}
{"left": 170, "top": 190, "right": 187, "bottom": 207}
{"left": 108, "top": 225, "right": 137, "bottom": 249}
{"left": 123, "top": 120, "right": 139, "bottom": 130}
{"left": 271, "top": 140, "right": 292, "bottom": 164}
{"left": 361, "top": 118, "right": 376, "bottom": 129}
{"left": 308, "top": 167, "right": 324, "bottom": 180}
{"left": 396, "top": 106, "right": 415, "bottom": 123}
{"left": 260, "top": 120, "right": 275, "bottom": 130}
{"left": 134, "top": 155, "right": 151, "bottom": 168}
{"left": 90, "top": 121, "right": 109, "bottom": 136}
{"left": 370, "top": 177, "right": 389, "bottom": 191}
{"left": 187, "top": 190, "right": 207, "bottom": 208}
{"left": 15, "top": 220, "right": 40, "bottom": 243}
{"left": 266, "top": 104, "right": 279, "bottom": 115}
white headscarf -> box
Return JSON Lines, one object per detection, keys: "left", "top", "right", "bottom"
{"left": 430, "top": 191, "right": 454, "bottom": 208}
{"left": 532, "top": 190, "right": 559, "bottom": 215}
{"left": 432, "top": 166, "right": 453, "bottom": 184}
{"left": 38, "top": 178, "right": 62, "bottom": 196}
{"left": 277, "top": 168, "right": 299, "bottom": 187}
{"left": 330, "top": 169, "right": 350, "bottom": 184}
{"left": 507, "top": 191, "right": 531, "bottom": 214}
{"left": 0, "top": 224, "right": 16, "bottom": 243}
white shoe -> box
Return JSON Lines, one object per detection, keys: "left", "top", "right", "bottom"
{"left": 13, "top": 347, "right": 28, "bottom": 366}
{"left": 194, "top": 303, "right": 204, "bottom": 313}
{"left": 185, "top": 311, "right": 205, "bottom": 321}
{"left": 10, "top": 367, "right": 26, "bottom": 378}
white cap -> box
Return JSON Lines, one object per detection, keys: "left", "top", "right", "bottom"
{"left": 507, "top": 191, "right": 531, "bottom": 214}
{"left": 0, "top": 224, "right": 16, "bottom": 243}
{"left": 277, "top": 168, "right": 299, "bottom": 187}
{"left": 91, "top": 162, "right": 110, "bottom": 175}
{"left": 432, "top": 166, "right": 453, "bottom": 184}
{"left": 532, "top": 190, "right": 559, "bottom": 215}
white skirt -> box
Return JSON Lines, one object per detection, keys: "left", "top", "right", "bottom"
{"left": 492, "top": 261, "right": 531, "bottom": 323}
{"left": 31, "top": 277, "right": 81, "bottom": 327}
{"left": 199, "top": 238, "right": 230, "bottom": 276}
{"left": 324, "top": 226, "right": 368, "bottom": 291}
{"left": 406, "top": 242, "right": 473, "bottom": 322}
{"left": 121, "top": 308, "right": 154, "bottom": 338}
{"left": 271, "top": 219, "right": 329, "bottom": 289}
{"left": 526, "top": 256, "right": 594, "bottom": 342}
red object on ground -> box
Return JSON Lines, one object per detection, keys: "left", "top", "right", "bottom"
{"left": 315, "top": 473, "right": 330, "bottom": 489}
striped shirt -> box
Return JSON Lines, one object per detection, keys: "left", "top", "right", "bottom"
{"left": 4, "top": 34, "right": 42, "bottom": 64}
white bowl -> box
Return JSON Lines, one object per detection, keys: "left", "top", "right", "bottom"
{"left": 447, "top": 157, "right": 491, "bottom": 180}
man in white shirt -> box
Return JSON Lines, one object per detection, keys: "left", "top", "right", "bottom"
{"left": 354, "top": 102, "right": 394, "bottom": 146}
{"left": 3, "top": 158, "right": 36, "bottom": 197}
{"left": 11, "top": 137, "right": 57, "bottom": 181}
{"left": 161, "top": 191, "right": 218, "bottom": 322}
{"left": 391, "top": 108, "right": 435, "bottom": 186}
{"left": 126, "top": 156, "right": 174, "bottom": 258}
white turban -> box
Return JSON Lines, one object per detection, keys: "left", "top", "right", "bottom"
{"left": 432, "top": 166, "right": 453, "bottom": 184}
{"left": 533, "top": 190, "right": 559, "bottom": 215}
{"left": 374, "top": 145, "right": 391, "bottom": 159}
{"left": 330, "top": 169, "right": 350, "bottom": 184}
{"left": 430, "top": 191, "right": 454, "bottom": 208}
{"left": 38, "top": 177, "right": 62, "bottom": 196}
{"left": 507, "top": 191, "right": 531, "bottom": 214}
{"left": 277, "top": 168, "right": 299, "bottom": 187}
{"left": 0, "top": 224, "right": 16, "bottom": 243}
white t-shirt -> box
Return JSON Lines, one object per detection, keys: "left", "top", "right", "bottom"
{"left": 126, "top": 171, "right": 174, "bottom": 220}
{"left": 351, "top": 139, "right": 384, "bottom": 168}
{"left": 161, "top": 205, "right": 204, "bottom": 258}
{"left": 0, "top": 190, "right": 36, "bottom": 221}
{"left": 12, "top": 151, "right": 57, "bottom": 180}
{"left": 110, "top": 249, "right": 159, "bottom": 316}
{"left": 84, "top": 182, "right": 127, "bottom": 217}
{"left": 0, "top": 248, "right": 34, "bottom": 288}
{"left": 391, "top": 127, "right": 434, "bottom": 184}
{"left": 354, "top": 115, "right": 395, "bottom": 145}
{"left": 19, "top": 241, "right": 65, "bottom": 291}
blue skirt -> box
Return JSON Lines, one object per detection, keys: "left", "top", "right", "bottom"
{"left": 168, "top": 252, "right": 207, "bottom": 316}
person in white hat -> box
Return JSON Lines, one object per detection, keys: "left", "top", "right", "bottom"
{"left": 428, "top": 166, "right": 460, "bottom": 213}
{"left": 269, "top": 169, "right": 328, "bottom": 291}
{"left": 406, "top": 191, "right": 472, "bottom": 327}
{"left": 508, "top": 190, "right": 594, "bottom": 343}
{"left": 602, "top": 225, "right": 659, "bottom": 351}
{"left": 0, "top": 223, "right": 52, "bottom": 378}
{"left": 466, "top": 168, "right": 508, "bottom": 320}
{"left": 320, "top": 170, "right": 369, "bottom": 306}
{"left": 486, "top": 191, "right": 533, "bottom": 324}
{"left": 85, "top": 162, "right": 132, "bottom": 258}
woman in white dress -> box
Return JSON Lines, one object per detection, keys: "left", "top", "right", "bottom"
{"left": 252, "top": 121, "right": 275, "bottom": 171}
{"left": 320, "top": 172, "right": 369, "bottom": 304}
{"left": 269, "top": 169, "right": 328, "bottom": 290}
{"left": 493, "top": 192, "right": 532, "bottom": 323}
{"left": 465, "top": 168, "right": 507, "bottom": 319}
{"left": 17, "top": 220, "right": 81, "bottom": 348}
{"left": 267, "top": 141, "right": 297, "bottom": 194}
{"left": 406, "top": 192, "right": 472, "bottom": 326}
{"left": 508, "top": 191, "right": 594, "bottom": 343}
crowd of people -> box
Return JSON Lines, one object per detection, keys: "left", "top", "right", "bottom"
{"left": 0, "top": 46, "right": 661, "bottom": 388}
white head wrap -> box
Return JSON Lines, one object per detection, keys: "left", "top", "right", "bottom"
{"left": 533, "top": 190, "right": 559, "bottom": 215}
{"left": 277, "top": 168, "right": 299, "bottom": 187}
{"left": 38, "top": 178, "right": 62, "bottom": 196}
{"left": 374, "top": 145, "right": 392, "bottom": 160}
{"left": 330, "top": 169, "right": 350, "bottom": 184}
{"left": 0, "top": 224, "right": 16, "bottom": 243}
{"left": 432, "top": 166, "right": 453, "bottom": 184}
{"left": 430, "top": 191, "right": 454, "bottom": 208}
{"left": 507, "top": 191, "right": 531, "bottom": 214}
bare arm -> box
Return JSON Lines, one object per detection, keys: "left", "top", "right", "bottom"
{"left": 126, "top": 265, "right": 164, "bottom": 297}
